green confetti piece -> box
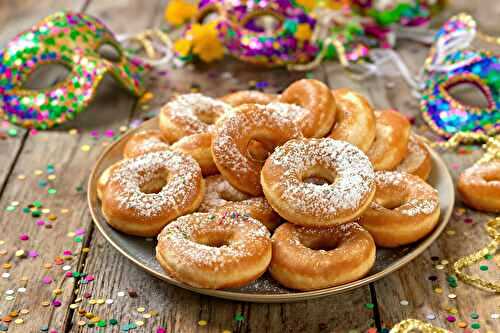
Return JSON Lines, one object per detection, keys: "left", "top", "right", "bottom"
{"left": 471, "top": 322, "right": 480, "bottom": 329}
{"left": 479, "top": 265, "right": 488, "bottom": 271}
{"left": 234, "top": 314, "right": 245, "bottom": 321}
{"left": 364, "top": 303, "right": 375, "bottom": 310}
{"left": 47, "top": 188, "right": 57, "bottom": 195}
{"left": 7, "top": 128, "right": 18, "bottom": 137}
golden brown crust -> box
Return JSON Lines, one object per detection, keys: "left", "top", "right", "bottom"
{"left": 396, "top": 134, "right": 432, "bottom": 181}
{"left": 269, "top": 222, "right": 376, "bottom": 290}
{"left": 261, "top": 138, "right": 376, "bottom": 227}
{"left": 279, "top": 79, "right": 336, "bottom": 138}
{"left": 156, "top": 212, "right": 272, "bottom": 289}
{"left": 101, "top": 151, "right": 205, "bottom": 237}
{"left": 220, "top": 91, "right": 278, "bottom": 106}
{"left": 358, "top": 171, "right": 440, "bottom": 247}
{"left": 366, "top": 110, "right": 410, "bottom": 171}
{"left": 328, "top": 88, "right": 376, "bottom": 153}
{"left": 212, "top": 104, "right": 302, "bottom": 196}
{"left": 123, "top": 129, "right": 170, "bottom": 159}
{"left": 199, "top": 175, "right": 282, "bottom": 231}
{"left": 159, "top": 93, "right": 232, "bottom": 143}
{"left": 458, "top": 161, "right": 500, "bottom": 213}
{"left": 172, "top": 132, "right": 219, "bottom": 176}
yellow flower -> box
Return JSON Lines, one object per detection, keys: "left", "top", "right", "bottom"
{"left": 296, "top": 0, "right": 317, "bottom": 11}
{"left": 174, "top": 38, "right": 192, "bottom": 57}
{"left": 165, "top": 0, "right": 197, "bottom": 26}
{"left": 295, "top": 23, "right": 313, "bottom": 41}
{"left": 188, "top": 22, "right": 224, "bottom": 62}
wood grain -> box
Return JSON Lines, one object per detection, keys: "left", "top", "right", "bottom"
{"left": 365, "top": 2, "right": 500, "bottom": 331}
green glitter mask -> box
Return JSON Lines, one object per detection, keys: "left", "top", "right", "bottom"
{"left": 0, "top": 11, "right": 146, "bottom": 129}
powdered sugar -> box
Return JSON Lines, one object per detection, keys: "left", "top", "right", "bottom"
{"left": 374, "top": 171, "right": 439, "bottom": 217}
{"left": 268, "top": 138, "right": 375, "bottom": 218}
{"left": 109, "top": 151, "right": 202, "bottom": 217}
{"left": 157, "top": 212, "right": 270, "bottom": 270}
{"left": 162, "top": 93, "right": 233, "bottom": 134}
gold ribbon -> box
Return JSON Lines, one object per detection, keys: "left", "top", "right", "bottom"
{"left": 453, "top": 217, "right": 500, "bottom": 292}
{"left": 389, "top": 319, "right": 451, "bottom": 333}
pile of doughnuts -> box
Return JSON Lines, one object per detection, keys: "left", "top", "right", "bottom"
{"left": 97, "top": 79, "right": 441, "bottom": 291}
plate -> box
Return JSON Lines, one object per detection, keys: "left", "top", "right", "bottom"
{"left": 88, "top": 118, "right": 455, "bottom": 303}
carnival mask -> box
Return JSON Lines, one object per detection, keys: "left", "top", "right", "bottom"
{"left": 0, "top": 11, "right": 146, "bottom": 129}
{"left": 420, "top": 13, "right": 499, "bottom": 137}
{"left": 195, "top": 0, "right": 318, "bottom": 66}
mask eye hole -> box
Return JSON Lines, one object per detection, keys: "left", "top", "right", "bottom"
{"left": 97, "top": 42, "right": 122, "bottom": 63}
{"left": 243, "top": 12, "right": 284, "bottom": 34}
{"left": 445, "top": 81, "right": 492, "bottom": 109}
{"left": 22, "top": 63, "right": 71, "bottom": 90}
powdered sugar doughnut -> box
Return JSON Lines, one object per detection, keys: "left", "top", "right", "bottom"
{"left": 101, "top": 151, "right": 205, "bottom": 237}
{"left": 156, "top": 211, "right": 272, "bottom": 289}
{"left": 328, "top": 88, "right": 376, "bottom": 153}
{"left": 366, "top": 110, "right": 410, "bottom": 170}
{"left": 261, "top": 138, "right": 376, "bottom": 227}
{"left": 220, "top": 90, "right": 277, "bottom": 106}
{"left": 123, "top": 129, "right": 170, "bottom": 159}
{"left": 279, "top": 79, "right": 336, "bottom": 138}
{"left": 458, "top": 161, "right": 500, "bottom": 213}
{"left": 359, "top": 171, "right": 440, "bottom": 247}
{"left": 199, "top": 175, "right": 281, "bottom": 231}
{"left": 159, "top": 93, "right": 232, "bottom": 143}
{"left": 172, "top": 133, "right": 218, "bottom": 176}
{"left": 396, "top": 134, "right": 432, "bottom": 181}
{"left": 269, "top": 222, "right": 376, "bottom": 290}
{"left": 212, "top": 103, "right": 302, "bottom": 196}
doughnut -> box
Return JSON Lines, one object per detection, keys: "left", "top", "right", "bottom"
{"left": 123, "top": 129, "right": 170, "bottom": 159}
{"left": 457, "top": 161, "right": 500, "bottom": 213}
{"left": 358, "top": 171, "right": 440, "bottom": 247}
{"left": 159, "top": 93, "right": 232, "bottom": 143}
{"left": 366, "top": 110, "right": 410, "bottom": 171}
{"left": 97, "top": 162, "right": 123, "bottom": 201}
{"left": 328, "top": 88, "right": 376, "bottom": 153}
{"left": 261, "top": 138, "right": 376, "bottom": 227}
{"left": 279, "top": 79, "right": 336, "bottom": 138}
{"left": 101, "top": 151, "right": 205, "bottom": 237}
{"left": 156, "top": 211, "right": 272, "bottom": 289}
{"left": 212, "top": 103, "right": 302, "bottom": 196}
{"left": 199, "top": 175, "right": 281, "bottom": 231}
{"left": 396, "top": 134, "right": 432, "bottom": 181}
{"left": 220, "top": 91, "right": 277, "bottom": 106}
{"left": 171, "top": 133, "right": 218, "bottom": 176}
{"left": 269, "top": 222, "right": 376, "bottom": 290}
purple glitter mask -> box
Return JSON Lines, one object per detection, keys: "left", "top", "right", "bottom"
{"left": 195, "top": 0, "right": 317, "bottom": 66}
{"left": 0, "top": 11, "right": 146, "bottom": 129}
{"left": 420, "top": 13, "right": 499, "bottom": 137}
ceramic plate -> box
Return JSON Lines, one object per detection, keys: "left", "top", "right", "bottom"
{"left": 88, "top": 118, "right": 454, "bottom": 303}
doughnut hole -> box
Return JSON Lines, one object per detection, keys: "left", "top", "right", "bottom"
{"left": 244, "top": 130, "right": 284, "bottom": 163}
{"left": 373, "top": 186, "right": 409, "bottom": 210}
{"left": 299, "top": 234, "right": 339, "bottom": 251}
{"left": 193, "top": 230, "right": 233, "bottom": 248}
{"left": 301, "top": 165, "right": 336, "bottom": 186}
{"left": 195, "top": 107, "right": 221, "bottom": 125}
{"left": 139, "top": 171, "right": 169, "bottom": 194}
{"left": 247, "top": 139, "right": 274, "bottom": 162}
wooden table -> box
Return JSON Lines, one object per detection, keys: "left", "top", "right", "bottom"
{"left": 0, "top": 1, "right": 498, "bottom": 332}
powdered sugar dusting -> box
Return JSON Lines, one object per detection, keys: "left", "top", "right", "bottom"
{"left": 269, "top": 138, "right": 375, "bottom": 218}
{"left": 157, "top": 212, "right": 270, "bottom": 270}
{"left": 199, "top": 175, "right": 251, "bottom": 212}
{"left": 374, "top": 171, "right": 439, "bottom": 216}
{"left": 162, "top": 93, "right": 233, "bottom": 134}
{"left": 212, "top": 104, "right": 302, "bottom": 182}
{"left": 266, "top": 102, "right": 310, "bottom": 125}
{"left": 109, "top": 151, "right": 202, "bottom": 217}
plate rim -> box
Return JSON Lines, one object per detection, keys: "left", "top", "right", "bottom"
{"left": 87, "top": 118, "right": 455, "bottom": 303}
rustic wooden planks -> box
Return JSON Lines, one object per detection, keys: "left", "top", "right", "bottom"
{"left": 365, "top": 2, "right": 500, "bottom": 331}
{"left": 0, "top": 0, "right": 498, "bottom": 332}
